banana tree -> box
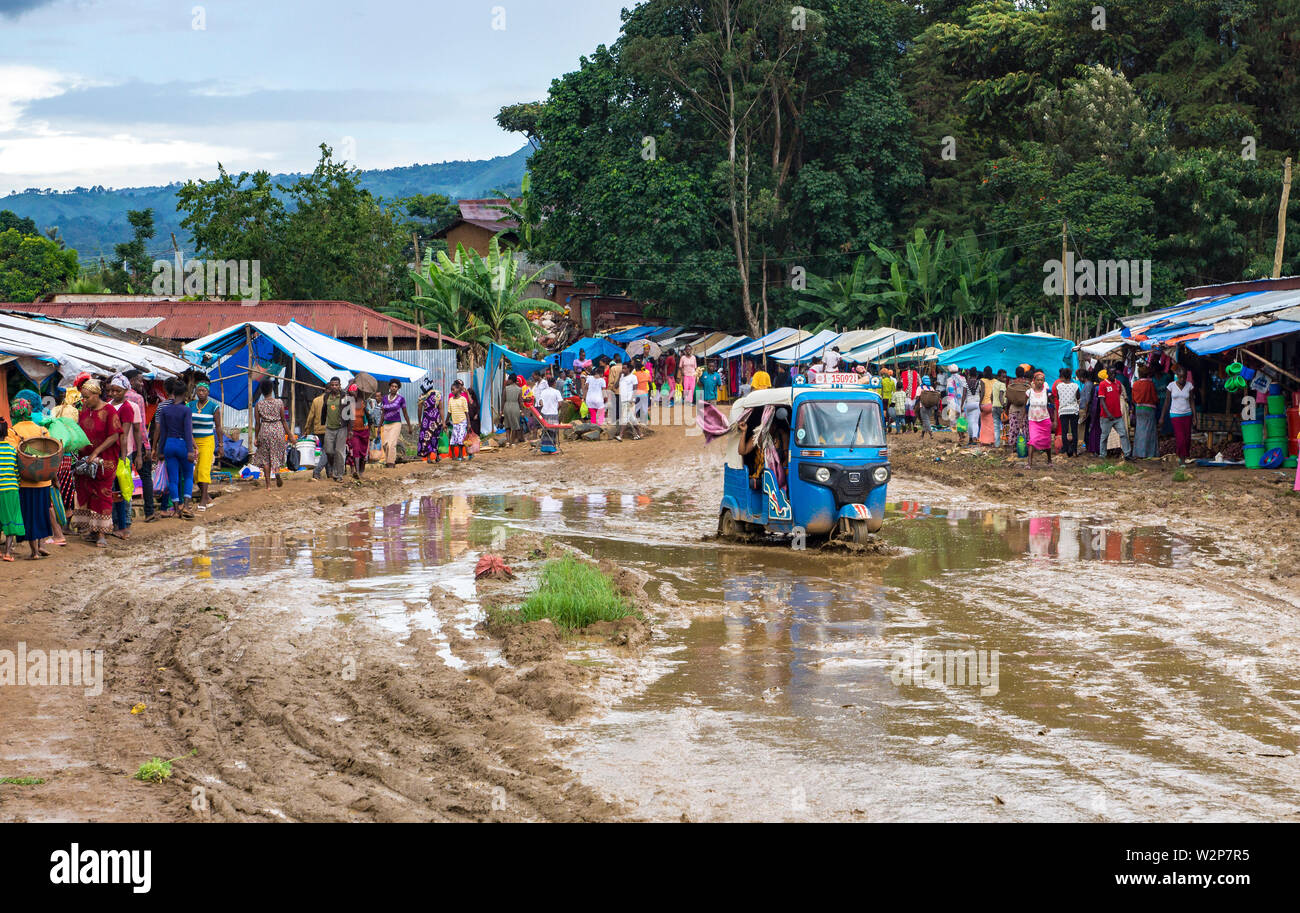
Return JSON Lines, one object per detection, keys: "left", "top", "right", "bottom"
{"left": 787, "top": 253, "right": 883, "bottom": 330}
{"left": 864, "top": 228, "right": 955, "bottom": 324}
{"left": 441, "top": 237, "right": 561, "bottom": 350}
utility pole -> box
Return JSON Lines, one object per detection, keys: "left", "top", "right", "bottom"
{"left": 1274, "top": 157, "right": 1292, "bottom": 279}
{"left": 412, "top": 232, "right": 421, "bottom": 273}
{"left": 1061, "top": 220, "right": 1070, "bottom": 337}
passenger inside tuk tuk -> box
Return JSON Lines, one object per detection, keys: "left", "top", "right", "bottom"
{"left": 794, "top": 399, "right": 885, "bottom": 449}
{"left": 738, "top": 406, "right": 791, "bottom": 490}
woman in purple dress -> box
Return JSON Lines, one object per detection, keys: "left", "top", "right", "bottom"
{"left": 417, "top": 378, "right": 442, "bottom": 463}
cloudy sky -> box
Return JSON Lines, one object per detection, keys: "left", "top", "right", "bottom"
{"left": 0, "top": 0, "right": 627, "bottom": 194}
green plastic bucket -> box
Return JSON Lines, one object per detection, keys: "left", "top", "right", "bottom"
{"left": 1242, "top": 420, "right": 1264, "bottom": 444}
{"left": 1243, "top": 443, "right": 1264, "bottom": 468}
{"left": 1267, "top": 394, "right": 1285, "bottom": 413}
{"left": 1265, "top": 414, "right": 1288, "bottom": 437}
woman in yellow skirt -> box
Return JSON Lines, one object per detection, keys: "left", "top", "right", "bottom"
{"left": 189, "top": 381, "right": 223, "bottom": 508}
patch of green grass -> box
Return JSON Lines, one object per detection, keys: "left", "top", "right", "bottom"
{"left": 1172, "top": 467, "right": 1191, "bottom": 482}
{"left": 1084, "top": 461, "right": 1140, "bottom": 476}
{"left": 0, "top": 776, "right": 44, "bottom": 785}
{"left": 514, "top": 557, "right": 635, "bottom": 632}
{"left": 133, "top": 750, "right": 196, "bottom": 784}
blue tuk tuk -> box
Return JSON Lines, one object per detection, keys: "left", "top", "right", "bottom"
{"left": 717, "top": 377, "right": 890, "bottom": 544}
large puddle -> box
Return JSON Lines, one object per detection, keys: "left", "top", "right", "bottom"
{"left": 161, "top": 485, "right": 1300, "bottom": 821}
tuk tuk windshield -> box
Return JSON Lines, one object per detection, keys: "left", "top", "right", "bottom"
{"left": 794, "top": 399, "right": 885, "bottom": 449}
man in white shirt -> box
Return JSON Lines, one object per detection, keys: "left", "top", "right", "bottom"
{"left": 537, "top": 384, "right": 562, "bottom": 423}
{"left": 823, "top": 346, "right": 841, "bottom": 372}
{"left": 615, "top": 368, "right": 641, "bottom": 441}
{"left": 536, "top": 383, "right": 563, "bottom": 453}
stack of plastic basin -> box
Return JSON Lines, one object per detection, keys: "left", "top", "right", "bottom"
{"left": 1243, "top": 443, "right": 1265, "bottom": 468}
{"left": 1264, "top": 411, "right": 1288, "bottom": 460}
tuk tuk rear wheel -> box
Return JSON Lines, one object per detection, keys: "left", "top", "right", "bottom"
{"left": 717, "top": 509, "right": 739, "bottom": 540}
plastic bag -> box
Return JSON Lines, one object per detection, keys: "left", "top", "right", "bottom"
{"left": 437, "top": 430, "right": 450, "bottom": 454}
{"left": 955, "top": 417, "right": 968, "bottom": 434}
{"left": 115, "top": 458, "right": 133, "bottom": 500}
{"left": 1016, "top": 434, "right": 1028, "bottom": 458}
{"left": 46, "top": 416, "right": 91, "bottom": 453}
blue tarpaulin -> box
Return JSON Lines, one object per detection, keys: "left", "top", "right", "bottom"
{"left": 607, "top": 326, "right": 659, "bottom": 343}
{"left": 556, "top": 336, "right": 627, "bottom": 370}
{"left": 1186, "top": 320, "right": 1300, "bottom": 355}
{"left": 937, "top": 332, "right": 1077, "bottom": 377}
{"left": 477, "top": 343, "right": 553, "bottom": 432}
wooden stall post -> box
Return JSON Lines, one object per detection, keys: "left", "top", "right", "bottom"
{"left": 245, "top": 325, "right": 254, "bottom": 451}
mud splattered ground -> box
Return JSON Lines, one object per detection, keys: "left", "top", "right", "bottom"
{"left": 1, "top": 426, "right": 1297, "bottom": 821}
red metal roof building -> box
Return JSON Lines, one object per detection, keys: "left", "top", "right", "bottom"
{"left": 4, "top": 298, "right": 464, "bottom": 350}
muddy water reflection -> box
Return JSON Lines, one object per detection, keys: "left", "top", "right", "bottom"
{"left": 165, "top": 490, "right": 1299, "bottom": 821}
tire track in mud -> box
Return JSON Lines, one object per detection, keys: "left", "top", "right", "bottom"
{"left": 41, "top": 542, "right": 624, "bottom": 822}
{"left": 888, "top": 559, "right": 1300, "bottom": 820}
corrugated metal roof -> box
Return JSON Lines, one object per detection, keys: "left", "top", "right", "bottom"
{"left": 3, "top": 300, "right": 464, "bottom": 346}
{"left": 1079, "top": 283, "right": 1300, "bottom": 355}
{"left": 455, "top": 199, "right": 520, "bottom": 229}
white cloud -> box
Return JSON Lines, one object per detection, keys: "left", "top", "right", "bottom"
{"left": 0, "top": 64, "right": 82, "bottom": 130}
{"left": 0, "top": 130, "right": 251, "bottom": 179}
{"left": 0, "top": 65, "right": 250, "bottom": 189}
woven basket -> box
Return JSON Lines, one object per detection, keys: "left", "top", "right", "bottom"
{"left": 1006, "top": 382, "right": 1030, "bottom": 407}
{"left": 17, "top": 436, "right": 63, "bottom": 484}
{"left": 917, "top": 389, "right": 941, "bottom": 408}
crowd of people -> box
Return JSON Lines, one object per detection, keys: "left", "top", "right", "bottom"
{"left": 0, "top": 339, "right": 1212, "bottom": 562}
{"left": 872, "top": 358, "right": 1200, "bottom": 467}
{"left": 499, "top": 341, "right": 728, "bottom": 445}
{"left": 0, "top": 369, "right": 488, "bottom": 559}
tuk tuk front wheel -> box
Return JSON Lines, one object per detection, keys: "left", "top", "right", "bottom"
{"left": 717, "top": 509, "right": 739, "bottom": 540}
{"left": 841, "top": 517, "right": 877, "bottom": 543}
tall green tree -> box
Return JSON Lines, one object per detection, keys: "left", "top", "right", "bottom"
{"left": 0, "top": 229, "right": 78, "bottom": 302}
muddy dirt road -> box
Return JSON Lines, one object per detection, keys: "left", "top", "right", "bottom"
{"left": 2, "top": 427, "right": 1298, "bottom": 821}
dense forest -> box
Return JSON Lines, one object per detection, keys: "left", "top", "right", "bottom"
{"left": 499, "top": 0, "right": 1300, "bottom": 337}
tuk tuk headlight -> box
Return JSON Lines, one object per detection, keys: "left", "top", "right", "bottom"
{"left": 872, "top": 466, "right": 890, "bottom": 484}
{"left": 815, "top": 467, "right": 832, "bottom": 483}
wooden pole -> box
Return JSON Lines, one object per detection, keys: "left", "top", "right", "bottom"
{"left": 290, "top": 356, "right": 297, "bottom": 435}
{"left": 245, "top": 325, "right": 254, "bottom": 451}
{"left": 1273, "top": 157, "right": 1292, "bottom": 279}
{"left": 1240, "top": 346, "right": 1300, "bottom": 385}
{"left": 1062, "top": 220, "right": 1070, "bottom": 336}
{"left": 412, "top": 231, "right": 421, "bottom": 273}
{"left": 363, "top": 318, "right": 368, "bottom": 349}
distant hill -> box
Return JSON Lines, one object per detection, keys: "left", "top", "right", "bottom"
{"left": 1, "top": 146, "right": 532, "bottom": 262}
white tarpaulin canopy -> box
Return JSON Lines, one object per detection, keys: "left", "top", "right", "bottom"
{"left": 184, "top": 319, "right": 427, "bottom": 409}
{"left": 0, "top": 311, "right": 195, "bottom": 383}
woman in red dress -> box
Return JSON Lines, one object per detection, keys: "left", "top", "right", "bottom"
{"left": 74, "top": 379, "right": 124, "bottom": 547}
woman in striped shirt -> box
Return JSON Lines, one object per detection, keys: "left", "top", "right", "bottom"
{"left": 0, "top": 419, "right": 23, "bottom": 561}
{"left": 190, "top": 382, "right": 223, "bottom": 508}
